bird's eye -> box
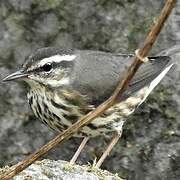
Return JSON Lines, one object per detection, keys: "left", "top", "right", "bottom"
{"left": 41, "top": 63, "right": 52, "bottom": 72}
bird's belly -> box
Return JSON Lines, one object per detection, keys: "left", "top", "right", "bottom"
{"left": 81, "top": 86, "right": 149, "bottom": 137}
{"left": 27, "top": 86, "right": 148, "bottom": 137}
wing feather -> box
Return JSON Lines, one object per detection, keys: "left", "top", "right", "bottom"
{"left": 70, "top": 50, "right": 172, "bottom": 105}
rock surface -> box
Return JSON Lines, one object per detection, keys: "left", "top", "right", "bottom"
{"left": 0, "top": 1, "right": 180, "bottom": 180}
{"left": 0, "top": 159, "right": 122, "bottom": 180}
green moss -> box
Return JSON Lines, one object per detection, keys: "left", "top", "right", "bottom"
{"left": 62, "top": 162, "right": 76, "bottom": 172}
{"left": 165, "top": 108, "right": 179, "bottom": 119}
{"left": 42, "top": 167, "right": 55, "bottom": 178}
{"left": 87, "top": 165, "right": 123, "bottom": 180}
{"left": 46, "top": 0, "right": 63, "bottom": 9}
{"left": 32, "top": 0, "right": 64, "bottom": 11}
{"left": 23, "top": 175, "right": 33, "bottom": 180}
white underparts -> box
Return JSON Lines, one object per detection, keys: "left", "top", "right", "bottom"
{"left": 46, "top": 77, "right": 70, "bottom": 87}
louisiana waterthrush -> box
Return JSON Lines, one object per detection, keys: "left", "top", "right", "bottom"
{"left": 3, "top": 47, "right": 174, "bottom": 165}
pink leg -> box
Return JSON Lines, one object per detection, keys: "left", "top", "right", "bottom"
{"left": 70, "top": 136, "right": 89, "bottom": 164}
{"left": 95, "top": 132, "right": 122, "bottom": 168}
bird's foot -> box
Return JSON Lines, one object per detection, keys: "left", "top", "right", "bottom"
{"left": 62, "top": 161, "right": 76, "bottom": 172}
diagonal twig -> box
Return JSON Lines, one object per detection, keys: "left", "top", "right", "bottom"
{"left": 0, "top": 0, "right": 176, "bottom": 179}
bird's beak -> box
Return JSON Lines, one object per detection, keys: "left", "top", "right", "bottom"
{"left": 2, "top": 70, "right": 29, "bottom": 82}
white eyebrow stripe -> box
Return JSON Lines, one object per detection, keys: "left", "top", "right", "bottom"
{"left": 39, "top": 54, "right": 76, "bottom": 66}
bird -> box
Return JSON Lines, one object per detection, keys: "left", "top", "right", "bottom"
{"left": 3, "top": 46, "right": 175, "bottom": 167}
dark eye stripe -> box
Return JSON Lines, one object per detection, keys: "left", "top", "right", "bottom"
{"left": 27, "top": 60, "right": 74, "bottom": 73}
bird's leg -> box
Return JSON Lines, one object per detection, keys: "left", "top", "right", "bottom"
{"left": 95, "top": 131, "right": 122, "bottom": 168}
{"left": 70, "top": 136, "right": 89, "bottom": 165}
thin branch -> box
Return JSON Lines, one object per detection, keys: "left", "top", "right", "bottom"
{"left": 0, "top": 0, "right": 176, "bottom": 179}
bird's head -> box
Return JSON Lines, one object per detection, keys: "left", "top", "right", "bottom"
{"left": 3, "top": 47, "right": 76, "bottom": 89}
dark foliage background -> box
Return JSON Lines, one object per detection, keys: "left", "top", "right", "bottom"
{"left": 0, "top": 1, "right": 180, "bottom": 180}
